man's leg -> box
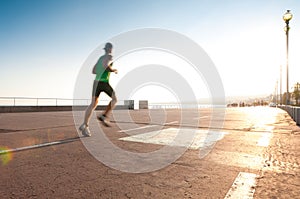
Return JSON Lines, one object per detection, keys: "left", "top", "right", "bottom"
{"left": 84, "top": 96, "right": 99, "bottom": 125}
{"left": 103, "top": 92, "right": 117, "bottom": 117}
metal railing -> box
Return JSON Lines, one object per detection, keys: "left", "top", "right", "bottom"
{"left": 0, "top": 97, "right": 112, "bottom": 106}
{"left": 0, "top": 97, "right": 226, "bottom": 110}
{"left": 278, "top": 105, "right": 300, "bottom": 125}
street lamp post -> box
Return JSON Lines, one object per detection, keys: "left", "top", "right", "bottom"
{"left": 283, "top": 10, "right": 293, "bottom": 105}
{"left": 280, "top": 65, "right": 282, "bottom": 105}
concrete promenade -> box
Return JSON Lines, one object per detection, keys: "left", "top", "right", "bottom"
{"left": 0, "top": 107, "right": 299, "bottom": 198}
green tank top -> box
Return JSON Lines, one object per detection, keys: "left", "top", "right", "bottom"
{"left": 95, "top": 56, "right": 111, "bottom": 82}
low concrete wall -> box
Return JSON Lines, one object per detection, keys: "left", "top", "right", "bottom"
{"left": 278, "top": 105, "right": 300, "bottom": 125}
{"left": 0, "top": 99, "right": 149, "bottom": 113}
{"left": 124, "top": 100, "right": 134, "bottom": 110}
{"left": 0, "top": 105, "right": 131, "bottom": 113}
{"left": 139, "top": 100, "right": 149, "bottom": 109}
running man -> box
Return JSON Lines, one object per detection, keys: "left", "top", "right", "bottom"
{"left": 79, "top": 42, "right": 118, "bottom": 137}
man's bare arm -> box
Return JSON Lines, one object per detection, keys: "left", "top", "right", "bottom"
{"left": 106, "top": 63, "right": 118, "bottom": 73}
{"left": 103, "top": 55, "right": 117, "bottom": 74}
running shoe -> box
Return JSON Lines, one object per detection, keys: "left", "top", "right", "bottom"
{"left": 97, "top": 115, "right": 111, "bottom": 127}
{"left": 79, "top": 123, "right": 91, "bottom": 137}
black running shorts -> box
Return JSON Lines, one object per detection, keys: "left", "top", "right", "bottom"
{"left": 92, "top": 80, "right": 114, "bottom": 97}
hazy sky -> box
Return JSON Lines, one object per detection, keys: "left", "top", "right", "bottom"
{"left": 1, "top": 0, "right": 300, "bottom": 102}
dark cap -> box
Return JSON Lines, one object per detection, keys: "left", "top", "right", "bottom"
{"left": 104, "top": 42, "right": 113, "bottom": 50}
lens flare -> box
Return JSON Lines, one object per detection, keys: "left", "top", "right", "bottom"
{"left": 0, "top": 146, "right": 13, "bottom": 166}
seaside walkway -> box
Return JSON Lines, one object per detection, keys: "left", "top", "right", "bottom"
{"left": 0, "top": 107, "right": 299, "bottom": 198}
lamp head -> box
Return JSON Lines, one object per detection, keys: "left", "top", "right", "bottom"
{"left": 283, "top": 10, "right": 293, "bottom": 23}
